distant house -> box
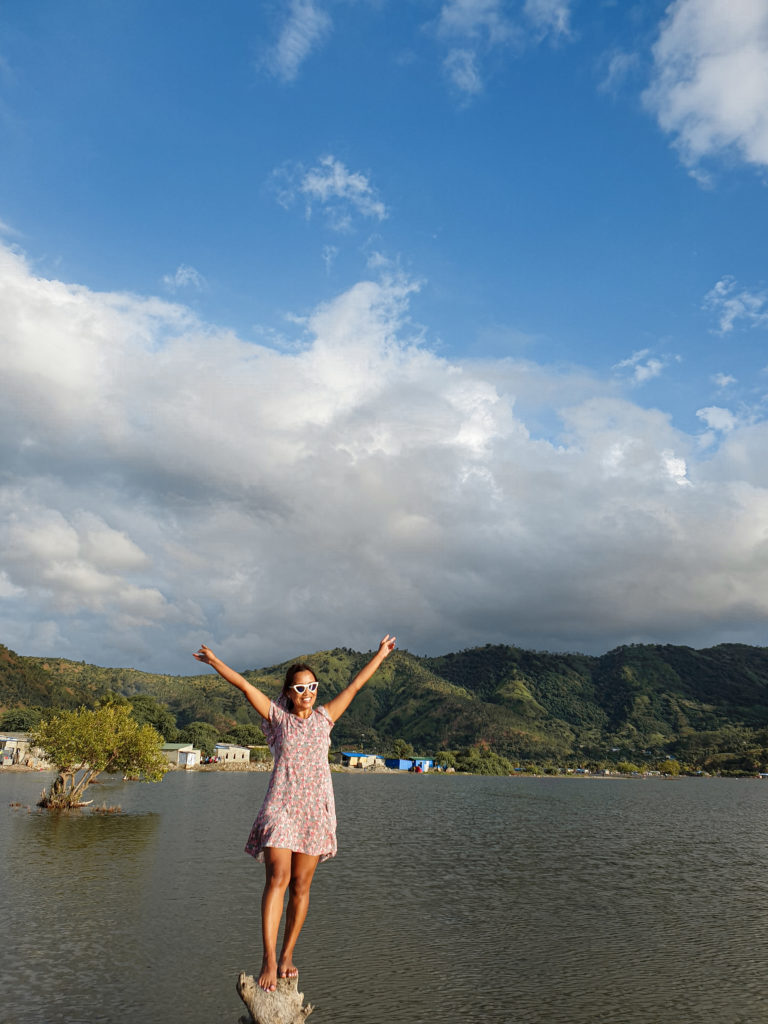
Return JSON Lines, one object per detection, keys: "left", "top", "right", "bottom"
{"left": 384, "top": 757, "right": 434, "bottom": 771}
{"left": 0, "top": 732, "right": 32, "bottom": 766}
{"left": 341, "top": 751, "right": 385, "bottom": 769}
{"left": 161, "top": 743, "right": 201, "bottom": 768}
{"left": 214, "top": 743, "right": 250, "bottom": 763}
{"left": 384, "top": 757, "right": 412, "bottom": 770}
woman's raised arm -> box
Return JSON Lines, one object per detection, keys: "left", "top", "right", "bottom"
{"left": 323, "top": 634, "right": 396, "bottom": 723}
{"left": 193, "top": 644, "right": 272, "bottom": 720}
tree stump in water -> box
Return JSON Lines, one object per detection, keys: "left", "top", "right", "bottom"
{"left": 237, "top": 971, "right": 314, "bottom": 1024}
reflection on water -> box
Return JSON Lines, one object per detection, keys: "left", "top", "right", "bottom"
{"left": 2, "top": 771, "right": 768, "bottom": 1023}
{"left": 2, "top": 784, "right": 160, "bottom": 1024}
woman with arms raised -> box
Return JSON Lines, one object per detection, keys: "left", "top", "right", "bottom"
{"left": 193, "top": 634, "right": 396, "bottom": 992}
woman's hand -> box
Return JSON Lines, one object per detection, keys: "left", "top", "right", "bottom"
{"left": 378, "top": 634, "right": 396, "bottom": 659}
{"left": 193, "top": 644, "right": 217, "bottom": 666}
{"left": 324, "top": 633, "right": 397, "bottom": 723}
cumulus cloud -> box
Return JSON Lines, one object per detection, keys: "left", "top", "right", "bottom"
{"left": 2, "top": 241, "right": 768, "bottom": 672}
{"left": 712, "top": 372, "right": 737, "bottom": 389}
{"left": 704, "top": 276, "right": 768, "bottom": 333}
{"left": 263, "top": 0, "right": 332, "bottom": 82}
{"left": 273, "top": 155, "right": 388, "bottom": 231}
{"left": 697, "top": 405, "right": 737, "bottom": 433}
{"left": 644, "top": 0, "right": 768, "bottom": 172}
{"left": 1, "top": 498, "right": 165, "bottom": 625}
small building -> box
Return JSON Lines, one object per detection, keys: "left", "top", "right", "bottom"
{"left": 384, "top": 757, "right": 433, "bottom": 772}
{"left": 341, "top": 751, "right": 385, "bottom": 769}
{"left": 0, "top": 732, "right": 32, "bottom": 766}
{"left": 161, "top": 743, "right": 201, "bottom": 768}
{"left": 387, "top": 757, "right": 436, "bottom": 770}
{"left": 214, "top": 743, "right": 250, "bottom": 762}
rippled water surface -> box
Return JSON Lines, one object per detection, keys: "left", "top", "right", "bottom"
{"left": 2, "top": 771, "right": 768, "bottom": 1024}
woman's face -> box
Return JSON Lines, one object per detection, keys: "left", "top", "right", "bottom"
{"left": 289, "top": 669, "right": 318, "bottom": 714}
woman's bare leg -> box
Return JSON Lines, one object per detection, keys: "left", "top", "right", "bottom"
{"left": 260, "top": 848, "right": 292, "bottom": 991}
{"left": 278, "top": 852, "right": 320, "bottom": 978}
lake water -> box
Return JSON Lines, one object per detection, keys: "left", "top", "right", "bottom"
{"left": 2, "top": 771, "right": 768, "bottom": 1024}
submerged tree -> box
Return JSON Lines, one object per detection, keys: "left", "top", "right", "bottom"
{"left": 32, "top": 704, "right": 168, "bottom": 809}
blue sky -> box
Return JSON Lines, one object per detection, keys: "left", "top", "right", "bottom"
{"left": 2, "top": 0, "right": 768, "bottom": 673}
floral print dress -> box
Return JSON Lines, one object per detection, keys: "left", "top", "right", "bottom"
{"left": 245, "top": 701, "right": 337, "bottom": 862}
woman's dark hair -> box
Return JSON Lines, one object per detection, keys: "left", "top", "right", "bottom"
{"left": 281, "top": 663, "right": 317, "bottom": 710}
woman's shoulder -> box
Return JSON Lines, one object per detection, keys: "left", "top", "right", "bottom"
{"left": 315, "top": 705, "right": 334, "bottom": 726}
{"left": 269, "top": 699, "right": 289, "bottom": 722}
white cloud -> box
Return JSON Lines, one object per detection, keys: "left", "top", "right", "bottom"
{"left": 1, "top": 498, "right": 164, "bottom": 623}
{"left": 523, "top": 0, "right": 572, "bottom": 39}
{"left": 322, "top": 245, "right": 338, "bottom": 274}
{"left": 704, "top": 276, "right": 768, "bottom": 332}
{"left": 162, "top": 264, "right": 206, "bottom": 292}
{"left": 712, "top": 372, "right": 737, "bottom": 388}
{"left": 613, "top": 349, "right": 666, "bottom": 385}
{"left": 264, "top": 0, "right": 332, "bottom": 83}
{"left": 438, "top": 0, "right": 572, "bottom": 44}
{"left": 598, "top": 50, "right": 640, "bottom": 95}
{"left": 697, "top": 405, "right": 737, "bottom": 433}
{"left": 434, "top": 0, "right": 573, "bottom": 97}
{"left": 0, "top": 216, "right": 21, "bottom": 237}
{"left": 661, "top": 449, "right": 691, "bottom": 486}
{"left": 274, "top": 155, "right": 388, "bottom": 231}
{"left": 3, "top": 241, "right": 768, "bottom": 670}
{"left": 301, "top": 157, "right": 387, "bottom": 220}
{"left": 634, "top": 359, "right": 663, "bottom": 384}
{"left": 644, "top": 0, "right": 768, "bottom": 171}
{"left": 444, "top": 48, "right": 484, "bottom": 95}
{"left": 438, "top": 0, "right": 517, "bottom": 44}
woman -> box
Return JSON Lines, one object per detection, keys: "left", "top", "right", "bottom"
{"left": 193, "top": 634, "right": 396, "bottom": 992}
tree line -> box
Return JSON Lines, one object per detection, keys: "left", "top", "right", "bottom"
{"left": 5, "top": 640, "right": 768, "bottom": 777}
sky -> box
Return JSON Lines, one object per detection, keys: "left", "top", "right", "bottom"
{"left": 2, "top": 0, "right": 768, "bottom": 674}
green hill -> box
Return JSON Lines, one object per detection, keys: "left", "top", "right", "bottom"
{"left": 4, "top": 640, "right": 768, "bottom": 772}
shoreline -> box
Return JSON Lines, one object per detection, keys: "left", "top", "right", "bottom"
{"left": 0, "top": 763, "right": 744, "bottom": 779}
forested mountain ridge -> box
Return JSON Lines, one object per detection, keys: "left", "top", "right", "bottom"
{"left": 425, "top": 642, "right": 768, "bottom": 737}
{"left": 4, "top": 641, "right": 768, "bottom": 770}
{"left": 0, "top": 645, "right": 97, "bottom": 709}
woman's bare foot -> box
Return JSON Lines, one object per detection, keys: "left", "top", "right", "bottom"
{"left": 278, "top": 955, "right": 299, "bottom": 979}
{"left": 258, "top": 955, "right": 278, "bottom": 992}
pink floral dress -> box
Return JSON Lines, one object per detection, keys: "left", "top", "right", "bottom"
{"left": 245, "top": 701, "right": 337, "bottom": 863}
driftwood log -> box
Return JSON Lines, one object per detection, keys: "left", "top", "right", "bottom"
{"left": 237, "top": 971, "right": 314, "bottom": 1024}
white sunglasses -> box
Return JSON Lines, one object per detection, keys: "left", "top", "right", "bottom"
{"left": 291, "top": 681, "right": 318, "bottom": 694}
